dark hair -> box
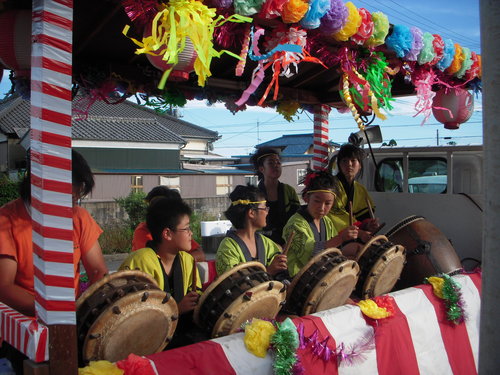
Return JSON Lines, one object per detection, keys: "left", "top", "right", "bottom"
{"left": 224, "top": 184, "right": 266, "bottom": 229}
{"left": 335, "top": 143, "right": 365, "bottom": 179}
{"left": 249, "top": 147, "right": 280, "bottom": 181}
{"left": 145, "top": 186, "right": 181, "bottom": 204}
{"left": 300, "top": 168, "right": 337, "bottom": 199}
{"left": 146, "top": 197, "right": 192, "bottom": 248}
{"left": 19, "top": 149, "right": 94, "bottom": 202}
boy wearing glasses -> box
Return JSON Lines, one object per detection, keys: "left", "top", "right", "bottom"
{"left": 215, "top": 185, "right": 288, "bottom": 277}
{"left": 119, "top": 197, "right": 203, "bottom": 347}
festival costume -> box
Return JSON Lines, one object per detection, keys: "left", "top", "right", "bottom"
{"left": 119, "top": 247, "right": 201, "bottom": 299}
{"left": 215, "top": 231, "right": 281, "bottom": 275}
{"left": 0, "top": 198, "right": 102, "bottom": 295}
{"left": 132, "top": 221, "right": 200, "bottom": 252}
{"left": 327, "top": 175, "right": 375, "bottom": 232}
{"left": 283, "top": 207, "right": 338, "bottom": 277}
{"left": 258, "top": 181, "right": 300, "bottom": 245}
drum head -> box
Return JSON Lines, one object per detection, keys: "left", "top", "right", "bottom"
{"left": 355, "top": 235, "right": 389, "bottom": 262}
{"left": 361, "top": 244, "right": 406, "bottom": 298}
{"left": 193, "top": 261, "right": 266, "bottom": 324}
{"left": 211, "top": 280, "right": 285, "bottom": 338}
{"left": 81, "top": 289, "right": 178, "bottom": 363}
{"left": 385, "top": 215, "right": 424, "bottom": 238}
{"left": 287, "top": 248, "right": 360, "bottom": 316}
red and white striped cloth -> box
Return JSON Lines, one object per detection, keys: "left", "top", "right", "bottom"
{"left": 30, "top": 0, "right": 75, "bottom": 324}
{"left": 147, "top": 273, "right": 481, "bottom": 375}
{"left": 0, "top": 303, "right": 48, "bottom": 363}
{"left": 312, "top": 105, "right": 331, "bottom": 170}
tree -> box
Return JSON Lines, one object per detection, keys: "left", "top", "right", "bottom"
{"left": 381, "top": 139, "right": 398, "bottom": 147}
{"left": 0, "top": 175, "right": 20, "bottom": 207}
{"left": 115, "top": 191, "right": 147, "bottom": 230}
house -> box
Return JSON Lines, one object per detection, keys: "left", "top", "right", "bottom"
{"left": 0, "top": 94, "right": 254, "bottom": 221}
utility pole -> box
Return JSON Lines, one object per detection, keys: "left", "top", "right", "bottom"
{"left": 257, "top": 120, "right": 260, "bottom": 144}
{"left": 436, "top": 129, "right": 439, "bottom": 145}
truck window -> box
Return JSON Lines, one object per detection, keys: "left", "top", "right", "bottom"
{"left": 376, "top": 157, "right": 447, "bottom": 194}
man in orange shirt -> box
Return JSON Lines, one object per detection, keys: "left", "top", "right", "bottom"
{"left": 0, "top": 150, "right": 108, "bottom": 317}
{"left": 132, "top": 186, "right": 206, "bottom": 262}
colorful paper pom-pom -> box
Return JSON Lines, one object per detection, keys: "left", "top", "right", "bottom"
{"left": 446, "top": 43, "right": 464, "bottom": 75}
{"left": 300, "top": 0, "right": 331, "bottom": 30}
{"left": 436, "top": 38, "right": 455, "bottom": 71}
{"left": 234, "top": 0, "right": 266, "bottom": 16}
{"left": 358, "top": 299, "right": 391, "bottom": 319}
{"left": 319, "top": 0, "right": 348, "bottom": 35}
{"left": 364, "top": 11, "right": 389, "bottom": 47}
{"left": 404, "top": 26, "right": 423, "bottom": 61}
{"left": 351, "top": 8, "right": 373, "bottom": 45}
{"left": 417, "top": 32, "right": 436, "bottom": 65}
{"left": 332, "top": 2, "right": 361, "bottom": 41}
{"left": 455, "top": 47, "right": 473, "bottom": 79}
{"left": 282, "top": 0, "right": 309, "bottom": 24}
{"left": 385, "top": 24, "right": 413, "bottom": 58}
{"left": 430, "top": 34, "right": 444, "bottom": 65}
{"left": 211, "top": 0, "right": 234, "bottom": 8}
{"left": 258, "top": 0, "right": 287, "bottom": 19}
{"left": 465, "top": 52, "right": 481, "bottom": 80}
{"left": 277, "top": 100, "right": 301, "bottom": 121}
{"left": 244, "top": 319, "right": 277, "bottom": 358}
{"left": 116, "top": 353, "right": 156, "bottom": 375}
{"left": 78, "top": 361, "right": 123, "bottom": 375}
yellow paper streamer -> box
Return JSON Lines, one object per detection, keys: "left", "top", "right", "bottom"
{"left": 333, "top": 2, "right": 362, "bottom": 41}
{"left": 358, "top": 299, "right": 391, "bottom": 319}
{"left": 244, "top": 319, "right": 277, "bottom": 358}
{"left": 446, "top": 43, "right": 464, "bottom": 75}
{"left": 78, "top": 361, "right": 123, "bottom": 375}
{"left": 427, "top": 276, "right": 445, "bottom": 299}
{"left": 124, "top": 1, "right": 251, "bottom": 88}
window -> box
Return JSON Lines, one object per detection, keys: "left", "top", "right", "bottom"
{"left": 216, "top": 175, "right": 232, "bottom": 196}
{"left": 245, "top": 175, "right": 258, "bottom": 186}
{"left": 160, "top": 176, "right": 181, "bottom": 193}
{"left": 297, "top": 169, "right": 307, "bottom": 186}
{"left": 131, "top": 175, "right": 143, "bottom": 194}
{"left": 376, "top": 157, "right": 447, "bottom": 194}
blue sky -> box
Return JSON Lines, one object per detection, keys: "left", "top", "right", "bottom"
{"left": 0, "top": 0, "right": 481, "bottom": 157}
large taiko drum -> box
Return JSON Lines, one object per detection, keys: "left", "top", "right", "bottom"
{"left": 385, "top": 215, "right": 462, "bottom": 289}
{"left": 354, "top": 235, "right": 406, "bottom": 299}
{"left": 193, "top": 262, "right": 286, "bottom": 338}
{"left": 76, "top": 270, "right": 178, "bottom": 365}
{"left": 286, "top": 248, "right": 360, "bottom": 316}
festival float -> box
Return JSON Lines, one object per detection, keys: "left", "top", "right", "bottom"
{"left": 0, "top": 0, "right": 488, "bottom": 374}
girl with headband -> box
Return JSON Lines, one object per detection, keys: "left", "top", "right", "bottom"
{"left": 215, "top": 185, "right": 288, "bottom": 277}
{"left": 283, "top": 169, "right": 359, "bottom": 277}
{"left": 250, "top": 147, "right": 300, "bottom": 246}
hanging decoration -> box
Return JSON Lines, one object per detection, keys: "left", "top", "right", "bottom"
{"left": 277, "top": 100, "right": 301, "bottom": 121}
{"left": 350, "top": 8, "right": 373, "bottom": 45}
{"left": 432, "top": 87, "right": 474, "bottom": 130}
{"left": 425, "top": 274, "right": 466, "bottom": 325}
{"left": 357, "top": 295, "right": 395, "bottom": 320}
{"left": 364, "top": 11, "right": 389, "bottom": 47}
{"left": 319, "top": 0, "right": 348, "bottom": 35}
{"left": 385, "top": 25, "right": 413, "bottom": 58}
{"left": 332, "top": 2, "right": 361, "bottom": 42}
{"left": 300, "top": 0, "right": 331, "bottom": 30}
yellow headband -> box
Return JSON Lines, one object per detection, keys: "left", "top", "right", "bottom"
{"left": 231, "top": 199, "right": 266, "bottom": 206}
{"left": 257, "top": 153, "right": 278, "bottom": 161}
{"left": 307, "top": 189, "right": 336, "bottom": 197}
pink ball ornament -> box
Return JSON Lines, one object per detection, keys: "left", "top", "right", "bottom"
{"left": 0, "top": 10, "right": 31, "bottom": 78}
{"left": 432, "top": 87, "right": 474, "bottom": 130}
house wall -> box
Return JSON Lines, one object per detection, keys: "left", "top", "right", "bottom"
{"left": 182, "top": 139, "right": 209, "bottom": 154}
{"left": 75, "top": 148, "right": 181, "bottom": 170}
{"left": 0, "top": 140, "right": 7, "bottom": 172}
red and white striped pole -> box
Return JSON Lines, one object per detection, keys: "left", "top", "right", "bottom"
{"left": 312, "top": 104, "right": 331, "bottom": 170}
{"left": 30, "top": 0, "right": 77, "bottom": 371}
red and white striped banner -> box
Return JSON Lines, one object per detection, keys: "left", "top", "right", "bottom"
{"left": 30, "top": 0, "right": 75, "bottom": 324}
{"left": 146, "top": 273, "right": 481, "bottom": 375}
{"left": 312, "top": 105, "right": 331, "bottom": 170}
{"left": 0, "top": 303, "right": 49, "bottom": 363}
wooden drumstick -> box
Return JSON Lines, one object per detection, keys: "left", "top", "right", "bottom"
{"left": 191, "top": 260, "right": 197, "bottom": 292}
{"left": 366, "top": 198, "right": 375, "bottom": 219}
{"left": 282, "top": 231, "right": 296, "bottom": 256}
{"left": 349, "top": 201, "right": 354, "bottom": 226}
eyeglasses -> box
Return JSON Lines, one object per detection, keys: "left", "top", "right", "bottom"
{"left": 253, "top": 206, "right": 270, "bottom": 212}
{"left": 175, "top": 226, "right": 193, "bottom": 233}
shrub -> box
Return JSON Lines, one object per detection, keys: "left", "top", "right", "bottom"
{"left": 115, "top": 191, "right": 147, "bottom": 230}
{"left": 0, "top": 174, "right": 20, "bottom": 207}
{"left": 99, "top": 225, "right": 133, "bottom": 254}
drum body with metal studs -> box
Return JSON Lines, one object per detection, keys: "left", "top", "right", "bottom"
{"left": 286, "top": 248, "right": 360, "bottom": 316}
{"left": 354, "top": 235, "right": 406, "bottom": 299}
{"left": 76, "top": 270, "right": 178, "bottom": 365}
{"left": 385, "top": 215, "right": 462, "bottom": 289}
{"left": 193, "top": 261, "right": 286, "bottom": 338}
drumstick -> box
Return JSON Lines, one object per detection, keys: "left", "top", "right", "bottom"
{"left": 366, "top": 198, "right": 375, "bottom": 219}
{"left": 349, "top": 201, "right": 354, "bottom": 226}
{"left": 191, "top": 260, "right": 197, "bottom": 292}
{"left": 282, "top": 231, "right": 296, "bottom": 256}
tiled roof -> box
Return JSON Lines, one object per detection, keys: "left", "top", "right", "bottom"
{"left": 0, "top": 95, "right": 219, "bottom": 141}
{"left": 256, "top": 133, "right": 314, "bottom": 155}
